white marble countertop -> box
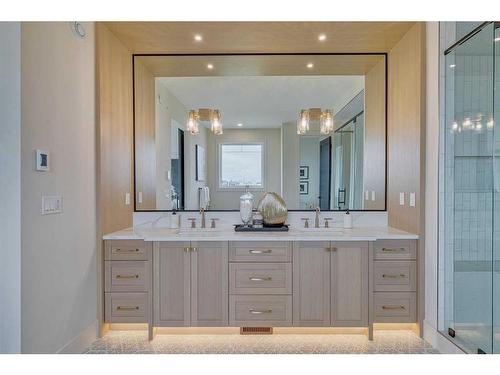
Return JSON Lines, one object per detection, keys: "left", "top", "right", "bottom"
{"left": 103, "top": 226, "right": 418, "bottom": 241}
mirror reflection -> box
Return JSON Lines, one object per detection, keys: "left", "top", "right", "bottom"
{"left": 134, "top": 54, "right": 386, "bottom": 211}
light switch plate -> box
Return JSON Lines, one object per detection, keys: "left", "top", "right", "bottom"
{"left": 42, "top": 195, "right": 62, "bottom": 215}
{"left": 371, "top": 190, "right": 375, "bottom": 201}
{"left": 410, "top": 193, "right": 416, "bottom": 207}
{"left": 138, "top": 191, "right": 143, "bottom": 204}
{"left": 125, "top": 193, "right": 131, "bottom": 205}
{"left": 399, "top": 192, "right": 405, "bottom": 206}
{"left": 35, "top": 149, "right": 50, "bottom": 171}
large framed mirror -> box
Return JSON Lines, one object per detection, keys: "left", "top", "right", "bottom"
{"left": 133, "top": 54, "right": 386, "bottom": 211}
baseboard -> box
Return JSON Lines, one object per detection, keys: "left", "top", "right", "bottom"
{"left": 57, "top": 320, "right": 98, "bottom": 354}
{"left": 423, "top": 319, "right": 465, "bottom": 354}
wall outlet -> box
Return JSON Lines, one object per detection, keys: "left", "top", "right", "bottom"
{"left": 138, "top": 191, "right": 143, "bottom": 204}
{"left": 371, "top": 190, "right": 375, "bottom": 201}
{"left": 125, "top": 193, "right": 131, "bottom": 205}
{"left": 409, "top": 192, "right": 416, "bottom": 207}
{"left": 42, "top": 195, "right": 62, "bottom": 215}
{"left": 365, "top": 190, "right": 369, "bottom": 200}
{"left": 399, "top": 192, "right": 405, "bottom": 206}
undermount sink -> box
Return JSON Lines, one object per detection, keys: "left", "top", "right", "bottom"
{"left": 293, "top": 227, "right": 344, "bottom": 233}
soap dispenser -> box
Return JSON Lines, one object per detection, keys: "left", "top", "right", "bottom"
{"left": 343, "top": 209, "right": 352, "bottom": 229}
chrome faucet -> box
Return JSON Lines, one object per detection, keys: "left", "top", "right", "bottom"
{"left": 314, "top": 207, "right": 321, "bottom": 228}
{"left": 199, "top": 208, "right": 206, "bottom": 228}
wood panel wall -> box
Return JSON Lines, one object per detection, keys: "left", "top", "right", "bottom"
{"left": 387, "top": 23, "right": 426, "bottom": 234}
{"left": 364, "top": 57, "right": 386, "bottom": 210}
{"left": 134, "top": 60, "right": 157, "bottom": 210}
{"left": 97, "top": 24, "right": 134, "bottom": 235}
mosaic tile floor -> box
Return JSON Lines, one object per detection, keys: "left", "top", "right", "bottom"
{"left": 84, "top": 330, "right": 439, "bottom": 354}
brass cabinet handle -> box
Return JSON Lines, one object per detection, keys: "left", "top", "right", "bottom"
{"left": 249, "top": 309, "right": 273, "bottom": 314}
{"left": 382, "top": 274, "right": 406, "bottom": 279}
{"left": 116, "top": 274, "right": 139, "bottom": 279}
{"left": 382, "top": 305, "right": 406, "bottom": 310}
{"left": 191, "top": 247, "right": 198, "bottom": 252}
{"left": 330, "top": 246, "right": 337, "bottom": 252}
{"left": 249, "top": 249, "right": 272, "bottom": 254}
{"left": 116, "top": 306, "right": 139, "bottom": 311}
{"left": 184, "top": 247, "right": 190, "bottom": 252}
{"left": 381, "top": 247, "right": 406, "bottom": 253}
{"left": 249, "top": 276, "right": 272, "bottom": 281}
{"left": 115, "top": 248, "right": 140, "bottom": 253}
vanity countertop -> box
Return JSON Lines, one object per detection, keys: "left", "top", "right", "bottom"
{"left": 103, "top": 226, "right": 418, "bottom": 241}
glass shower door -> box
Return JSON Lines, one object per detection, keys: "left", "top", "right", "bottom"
{"left": 444, "top": 22, "right": 495, "bottom": 354}
{"left": 494, "top": 24, "right": 500, "bottom": 354}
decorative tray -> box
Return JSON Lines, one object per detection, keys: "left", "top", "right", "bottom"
{"left": 234, "top": 224, "right": 289, "bottom": 232}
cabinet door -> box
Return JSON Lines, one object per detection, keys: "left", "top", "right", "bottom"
{"left": 331, "top": 241, "right": 368, "bottom": 326}
{"left": 293, "top": 241, "right": 331, "bottom": 326}
{"left": 191, "top": 241, "right": 229, "bottom": 326}
{"left": 154, "top": 241, "right": 190, "bottom": 327}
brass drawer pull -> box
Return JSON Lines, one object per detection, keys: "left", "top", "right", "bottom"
{"left": 249, "top": 276, "right": 272, "bottom": 281}
{"left": 116, "top": 306, "right": 140, "bottom": 311}
{"left": 382, "top": 274, "right": 406, "bottom": 279}
{"left": 249, "top": 249, "right": 272, "bottom": 254}
{"left": 249, "top": 309, "right": 273, "bottom": 314}
{"left": 116, "top": 274, "right": 139, "bottom": 279}
{"left": 115, "top": 248, "right": 140, "bottom": 253}
{"left": 381, "top": 247, "right": 406, "bottom": 253}
{"left": 382, "top": 305, "right": 406, "bottom": 310}
{"left": 191, "top": 247, "right": 198, "bottom": 252}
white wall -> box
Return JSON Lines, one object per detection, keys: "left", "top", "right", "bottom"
{"left": 299, "top": 137, "right": 320, "bottom": 209}
{"left": 20, "top": 22, "right": 97, "bottom": 353}
{"left": 0, "top": 22, "right": 21, "bottom": 354}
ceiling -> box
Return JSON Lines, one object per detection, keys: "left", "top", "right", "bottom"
{"left": 104, "top": 22, "right": 415, "bottom": 54}
{"left": 136, "top": 54, "right": 385, "bottom": 77}
{"left": 158, "top": 76, "right": 365, "bottom": 129}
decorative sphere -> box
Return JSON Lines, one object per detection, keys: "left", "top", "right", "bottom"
{"left": 257, "top": 192, "right": 288, "bottom": 226}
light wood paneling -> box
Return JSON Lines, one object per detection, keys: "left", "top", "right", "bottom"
{"left": 364, "top": 57, "right": 386, "bottom": 209}
{"left": 134, "top": 59, "right": 156, "bottom": 210}
{"left": 387, "top": 23, "right": 425, "bottom": 234}
{"left": 97, "top": 24, "right": 134, "bottom": 234}
{"left": 104, "top": 22, "right": 415, "bottom": 54}
{"left": 136, "top": 54, "right": 385, "bottom": 77}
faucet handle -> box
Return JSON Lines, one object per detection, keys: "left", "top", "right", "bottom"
{"left": 301, "top": 218, "right": 310, "bottom": 228}
{"left": 188, "top": 218, "right": 197, "bottom": 228}
{"left": 323, "top": 218, "right": 333, "bottom": 228}
{"left": 210, "top": 218, "right": 219, "bottom": 228}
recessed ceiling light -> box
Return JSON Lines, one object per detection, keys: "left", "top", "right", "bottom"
{"left": 194, "top": 34, "right": 203, "bottom": 42}
{"left": 449, "top": 64, "right": 456, "bottom": 68}
{"left": 318, "top": 34, "right": 326, "bottom": 41}
{"left": 307, "top": 63, "right": 314, "bottom": 69}
{"left": 207, "top": 63, "right": 214, "bottom": 70}
{"left": 237, "top": 123, "right": 243, "bottom": 127}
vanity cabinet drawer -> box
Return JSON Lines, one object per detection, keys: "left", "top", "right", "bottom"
{"left": 229, "top": 241, "right": 292, "bottom": 262}
{"left": 229, "top": 263, "right": 292, "bottom": 294}
{"left": 105, "top": 240, "right": 151, "bottom": 261}
{"left": 373, "top": 261, "right": 416, "bottom": 292}
{"left": 373, "top": 240, "right": 416, "bottom": 260}
{"left": 105, "top": 292, "right": 149, "bottom": 323}
{"left": 105, "top": 261, "right": 150, "bottom": 292}
{"left": 229, "top": 295, "right": 292, "bottom": 326}
{"left": 373, "top": 292, "right": 416, "bottom": 323}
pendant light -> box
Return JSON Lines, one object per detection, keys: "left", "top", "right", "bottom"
{"left": 210, "top": 109, "right": 223, "bottom": 135}
{"left": 186, "top": 110, "right": 199, "bottom": 135}
{"left": 297, "top": 109, "right": 310, "bottom": 135}
{"left": 320, "top": 109, "right": 334, "bottom": 134}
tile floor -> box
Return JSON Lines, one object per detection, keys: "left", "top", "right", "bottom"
{"left": 84, "top": 330, "right": 439, "bottom": 354}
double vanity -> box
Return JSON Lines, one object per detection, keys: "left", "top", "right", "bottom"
{"left": 103, "top": 226, "right": 419, "bottom": 340}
